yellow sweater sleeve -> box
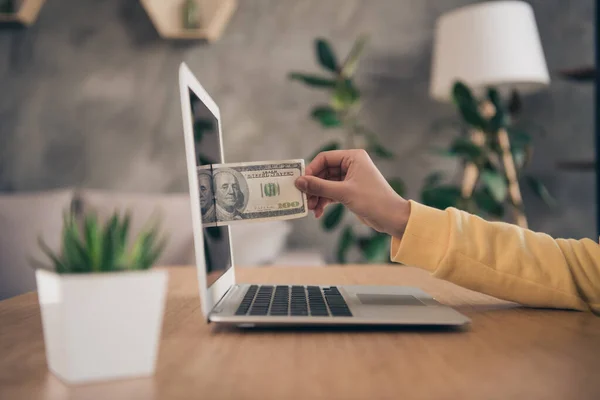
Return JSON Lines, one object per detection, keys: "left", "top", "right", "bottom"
{"left": 390, "top": 200, "right": 600, "bottom": 314}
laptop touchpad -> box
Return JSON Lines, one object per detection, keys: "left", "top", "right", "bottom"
{"left": 356, "top": 294, "right": 426, "bottom": 306}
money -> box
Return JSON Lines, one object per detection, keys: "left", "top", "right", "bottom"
{"left": 197, "top": 159, "right": 308, "bottom": 226}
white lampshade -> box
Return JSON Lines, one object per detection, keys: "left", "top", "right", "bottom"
{"left": 429, "top": 0, "right": 550, "bottom": 101}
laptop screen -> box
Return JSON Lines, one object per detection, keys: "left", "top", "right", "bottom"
{"left": 189, "top": 89, "right": 233, "bottom": 287}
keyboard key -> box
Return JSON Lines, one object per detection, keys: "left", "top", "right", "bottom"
{"left": 270, "top": 311, "right": 288, "bottom": 316}
{"left": 324, "top": 287, "right": 352, "bottom": 317}
{"left": 235, "top": 286, "right": 260, "bottom": 315}
{"left": 311, "top": 311, "right": 329, "bottom": 316}
{"left": 236, "top": 284, "right": 352, "bottom": 318}
{"left": 249, "top": 309, "right": 268, "bottom": 316}
{"left": 291, "top": 309, "right": 309, "bottom": 316}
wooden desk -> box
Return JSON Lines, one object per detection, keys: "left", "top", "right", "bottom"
{"left": 1, "top": 266, "right": 599, "bottom": 399}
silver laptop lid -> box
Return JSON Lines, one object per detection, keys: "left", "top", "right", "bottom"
{"left": 178, "top": 62, "right": 236, "bottom": 319}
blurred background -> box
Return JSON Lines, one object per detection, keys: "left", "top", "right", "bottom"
{"left": 0, "top": 0, "right": 595, "bottom": 299}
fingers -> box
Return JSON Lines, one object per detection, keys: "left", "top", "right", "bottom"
{"left": 307, "top": 195, "right": 319, "bottom": 210}
{"left": 295, "top": 175, "right": 346, "bottom": 202}
{"left": 314, "top": 197, "right": 333, "bottom": 218}
{"left": 308, "top": 195, "right": 335, "bottom": 213}
{"left": 316, "top": 169, "right": 346, "bottom": 184}
{"left": 305, "top": 150, "right": 351, "bottom": 177}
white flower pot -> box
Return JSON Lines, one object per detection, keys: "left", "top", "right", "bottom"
{"left": 35, "top": 268, "right": 168, "bottom": 385}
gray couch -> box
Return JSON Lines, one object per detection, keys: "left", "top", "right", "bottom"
{"left": 0, "top": 188, "right": 314, "bottom": 300}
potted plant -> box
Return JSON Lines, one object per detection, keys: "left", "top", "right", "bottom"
{"left": 32, "top": 209, "right": 168, "bottom": 385}
{"left": 288, "top": 34, "right": 406, "bottom": 264}
{"left": 422, "top": 81, "right": 555, "bottom": 228}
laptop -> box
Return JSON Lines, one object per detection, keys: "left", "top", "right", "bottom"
{"left": 178, "top": 62, "right": 470, "bottom": 328}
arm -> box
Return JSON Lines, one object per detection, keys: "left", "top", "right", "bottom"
{"left": 295, "top": 150, "right": 600, "bottom": 314}
{"left": 392, "top": 200, "right": 600, "bottom": 314}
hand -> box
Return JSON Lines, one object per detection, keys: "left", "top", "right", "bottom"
{"left": 295, "top": 149, "right": 411, "bottom": 238}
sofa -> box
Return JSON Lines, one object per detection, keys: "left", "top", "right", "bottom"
{"left": 0, "top": 188, "right": 323, "bottom": 301}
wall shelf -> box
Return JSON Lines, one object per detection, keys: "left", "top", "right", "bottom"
{"left": 556, "top": 160, "right": 596, "bottom": 171}
{"left": 140, "top": 0, "right": 237, "bottom": 42}
{"left": 558, "top": 66, "right": 595, "bottom": 82}
{"left": 0, "top": 0, "right": 46, "bottom": 26}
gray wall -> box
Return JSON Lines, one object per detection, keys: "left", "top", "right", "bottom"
{"left": 0, "top": 0, "right": 595, "bottom": 259}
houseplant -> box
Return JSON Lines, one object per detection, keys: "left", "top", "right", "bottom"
{"left": 422, "top": 81, "right": 555, "bottom": 225}
{"left": 289, "top": 35, "right": 406, "bottom": 264}
{"left": 33, "top": 209, "right": 168, "bottom": 384}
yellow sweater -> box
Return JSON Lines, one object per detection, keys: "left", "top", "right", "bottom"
{"left": 390, "top": 200, "right": 600, "bottom": 314}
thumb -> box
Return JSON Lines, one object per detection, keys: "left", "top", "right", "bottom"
{"left": 295, "top": 176, "right": 346, "bottom": 201}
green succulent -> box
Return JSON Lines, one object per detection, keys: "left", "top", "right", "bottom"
{"left": 35, "top": 210, "right": 167, "bottom": 274}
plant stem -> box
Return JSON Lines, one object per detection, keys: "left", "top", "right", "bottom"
{"left": 498, "top": 128, "right": 528, "bottom": 228}
{"left": 461, "top": 129, "right": 485, "bottom": 198}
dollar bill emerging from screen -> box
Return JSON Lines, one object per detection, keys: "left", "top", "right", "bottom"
{"left": 197, "top": 159, "right": 308, "bottom": 226}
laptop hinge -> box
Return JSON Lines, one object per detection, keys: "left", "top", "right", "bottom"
{"left": 209, "top": 284, "right": 237, "bottom": 321}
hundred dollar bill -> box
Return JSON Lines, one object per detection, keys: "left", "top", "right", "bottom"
{"left": 197, "top": 159, "right": 308, "bottom": 226}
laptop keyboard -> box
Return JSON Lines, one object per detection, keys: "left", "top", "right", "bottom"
{"left": 234, "top": 285, "right": 353, "bottom": 317}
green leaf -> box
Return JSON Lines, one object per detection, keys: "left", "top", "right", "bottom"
{"left": 37, "top": 236, "right": 68, "bottom": 273}
{"left": 388, "top": 178, "right": 406, "bottom": 197}
{"left": 137, "top": 229, "right": 166, "bottom": 270}
{"left": 473, "top": 188, "right": 505, "bottom": 218}
{"left": 487, "top": 87, "right": 507, "bottom": 133}
{"left": 507, "top": 90, "right": 522, "bottom": 116}
{"left": 84, "top": 213, "right": 102, "bottom": 271}
{"left": 144, "top": 236, "right": 167, "bottom": 269}
{"left": 447, "top": 137, "right": 484, "bottom": 162}
{"left": 288, "top": 73, "right": 337, "bottom": 88}
{"left": 480, "top": 170, "right": 508, "bottom": 203}
{"left": 137, "top": 233, "right": 155, "bottom": 270}
{"left": 315, "top": 38, "right": 338, "bottom": 72}
{"left": 322, "top": 203, "right": 345, "bottom": 231}
{"left": 452, "top": 81, "right": 487, "bottom": 131}
{"left": 119, "top": 212, "right": 131, "bottom": 254}
{"left": 367, "top": 141, "right": 394, "bottom": 159}
{"left": 424, "top": 172, "right": 444, "bottom": 188}
{"left": 421, "top": 186, "right": 461, "bottom": 210}
{"left": 310, "top": 106, "right": 341, "bottom": 128}
{"left": 127, "top": 231, "right": 147, "bottom": 271}
{"left": 308, "top": 141, "right": 340, "bottom": 161}
{"left": 341, "top": 34, "right": 369, "bottom": 78}
{"left": 359, "top": 234, "right": 390, "bottom": 263}
{"left": 336, "top": 226, "right": 355, "bottom": 264}
{"left": 61, "top": 213, "right": 89, "bottom": 272}
{"left": 331, "top": 79, "right": 360, "bottom": 111}
{"left": 357, "top": 127, "right": 393, "bottom": 158}
{"left": 101, "top": 214, "right": 120, "bottom": 272}
{"left": 507, "top": 128, "right": 532, "bottom": 149}
{"left": 526, "top": 176, "right": 557, "bottom": 207}
{"left": 112, "top": 213, "right": 130, "bottom": 269}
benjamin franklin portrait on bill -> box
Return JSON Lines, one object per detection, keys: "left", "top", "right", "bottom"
{"left": 213, "top": 168, "right": 248, "bottom": 221}
{"left": 198, "top": 169, "right": 216, "bottom": 224}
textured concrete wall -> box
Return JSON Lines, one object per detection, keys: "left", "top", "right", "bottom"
{"left": 0, "top": 0, "right": 595, "bottom": 259}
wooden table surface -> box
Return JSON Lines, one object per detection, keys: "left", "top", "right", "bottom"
{"left": 1, "top": 265, "right": 600, "bottom": 400}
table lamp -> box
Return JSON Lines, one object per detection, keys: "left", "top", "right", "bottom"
{"left": 429, "top": 0, "right": 550, "bottom": 228}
